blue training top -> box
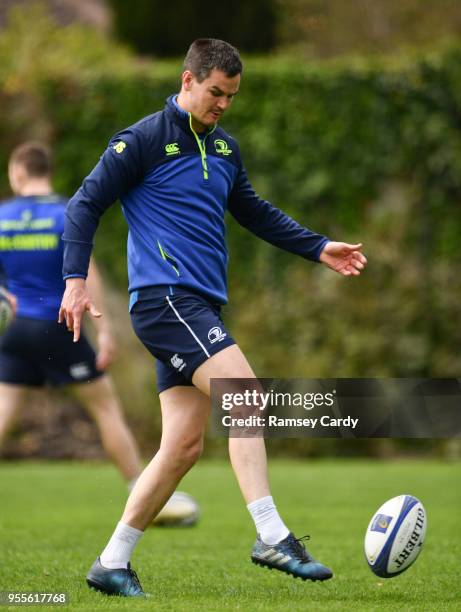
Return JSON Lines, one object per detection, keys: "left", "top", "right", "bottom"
{"left": 63, "top": 95, "right": 329, "bottom": 307}
{"left": 0, "top": 195, "right": 66, "bottom": 320}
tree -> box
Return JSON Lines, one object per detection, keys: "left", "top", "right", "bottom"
{"left": 109, "top": 0, "right": 277, "bottom": 56}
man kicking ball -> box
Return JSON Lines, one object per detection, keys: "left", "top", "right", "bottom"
{"left": 60, "top": 39, "right": 367, "bottom": 596}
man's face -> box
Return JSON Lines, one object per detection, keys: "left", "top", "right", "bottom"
{"left": 183, "top": 68, "right": 241, "bottom": 130}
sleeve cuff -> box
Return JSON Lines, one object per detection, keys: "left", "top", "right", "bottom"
{"left": 62, "top": 240, "right": 93, "bottom": 279}
{"left": 313, "top": 238, "right": 330, "bottom": 262}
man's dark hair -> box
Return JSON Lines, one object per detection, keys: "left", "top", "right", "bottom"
{"left": 9, "top": 142, "right": 52, "bottom": 177}
{"left": 183, "top": 39, "right": 242, "bottom": 82}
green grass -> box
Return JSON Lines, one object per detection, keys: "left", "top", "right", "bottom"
{"left": 0, "top": 459, "right": 460, "bottom": 611}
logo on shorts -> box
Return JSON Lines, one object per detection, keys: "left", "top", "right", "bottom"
{"left": 208, "top": 326, "right": 227, "bottom": 344}
{"left": 171, "top": 353, "right": 186, "bottom": 372}
{"left": 69, "top": 362, "right": 91, "bottom": 380}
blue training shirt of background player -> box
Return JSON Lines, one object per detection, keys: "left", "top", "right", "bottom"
{"left": 0, "top": 195, "right": 66, "bottom": 320}
{"left": 62, "top": 95, "right": 329, "bottom": 305}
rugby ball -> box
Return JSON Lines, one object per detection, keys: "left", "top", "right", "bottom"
{"left": 364, "top": 494, "right": 426, "bottom": 578}
{"left": 0, "top": 292, "right": 13, "bottom": 335}
{"left": 152, "top": 491, "right": 200, "bottom": 527}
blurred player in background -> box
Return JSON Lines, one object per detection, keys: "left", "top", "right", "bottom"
{"left": 0, "top": 142, "right": 198, "bottom": 525}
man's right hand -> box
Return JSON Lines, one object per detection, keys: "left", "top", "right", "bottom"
{"left": 59, "top": 277, "right": 101, "bottom": 342}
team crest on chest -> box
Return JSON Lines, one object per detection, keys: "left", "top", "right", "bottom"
{"left": 214, "top": 139, "right": 232, "bottom": 156}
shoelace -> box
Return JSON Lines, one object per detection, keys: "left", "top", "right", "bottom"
{"left": 291, "top": 535, "right": 314, "bottom": 563}
{"left": 127, "top": 567, "right": 143, "bottom": 592}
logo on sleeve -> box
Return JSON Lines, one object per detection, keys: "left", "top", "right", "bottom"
{"left": 165, "top": 142, "right": 180, "bottom": 156}
{"left": 214, "top": 139, "right": 232, "bottom": 156}
{"left": 112, "top": 141, "right": 127, "bottom": 154}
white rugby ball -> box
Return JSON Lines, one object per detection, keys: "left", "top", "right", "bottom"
{"left": 152, "top": 491, "right": 200, "bottom": 527}
{"left": 0, "top": 293, "right": 13, "bottom": 335}
{"left": 364, "top": 494, "right": 427, "bottom": 578}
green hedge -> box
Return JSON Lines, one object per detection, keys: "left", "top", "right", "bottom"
{"left": 19, "top": 47, "right": 460, "bottom": 377}
{"left": 1, "top": 10, "right": 460, "bottom": 453}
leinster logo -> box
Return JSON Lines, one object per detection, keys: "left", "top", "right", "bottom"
{"left": 214, "top": 139, "right": 232, "bottom": 156}
{"left": 371, "top": 513, "right": 393, "bottom": 534}
{"left": 208, "top": 326, "right": 227, "bottom": 344}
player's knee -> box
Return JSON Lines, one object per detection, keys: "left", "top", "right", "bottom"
{"left": 178, "top": 438, "right": 203, "bottom": 468}
{"left": 84, "top": 395, "right": 122, "bottom": 421}
{"left": 184, "top": 437, "right": 204, "bottom": 465}
{"left": 163, "top": 435, "right": 203, "bottom": 471}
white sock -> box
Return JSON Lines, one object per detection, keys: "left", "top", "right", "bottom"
{"left": 247, "top": 495, "right": 290, "bottom": 545}
{"left": 100, "top": 521, "right": 144, "bottom": 569}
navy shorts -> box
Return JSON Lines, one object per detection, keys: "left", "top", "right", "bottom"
{"left": 130, "top": 286, "right": 236, "bottom": 393}
{"left": 0, "top": 317, "right": 102, "bottom": 387}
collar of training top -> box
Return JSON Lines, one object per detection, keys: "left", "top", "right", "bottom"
{"left": 164, "top": 94, "right": 215, "bottom": 135}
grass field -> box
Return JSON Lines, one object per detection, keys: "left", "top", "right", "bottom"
{"left": 0, "top": 459, "right": 460, "bottom": 611}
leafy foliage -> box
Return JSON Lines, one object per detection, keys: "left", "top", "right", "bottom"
{"left": 109, "top": 0, "right": 278, "bottom": 56}
{"left": 276, "top": 0, "right": 461, "bottom": 57}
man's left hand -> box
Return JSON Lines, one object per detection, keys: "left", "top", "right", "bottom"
{"left": 319, "top": 242, "right": 367, "bottom": 276}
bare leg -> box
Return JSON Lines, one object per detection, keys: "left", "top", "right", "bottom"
{"left": 192, "top": 344, "right": 270, "bottom": 504}
{"left": 121, "top": 385, "right": 209, "bottom": 530}
{"left": 70, "top": 375, "right": 143, "bottom": 482}
{"left": 0, "top": 383, "right": 28, "bottom": 448}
